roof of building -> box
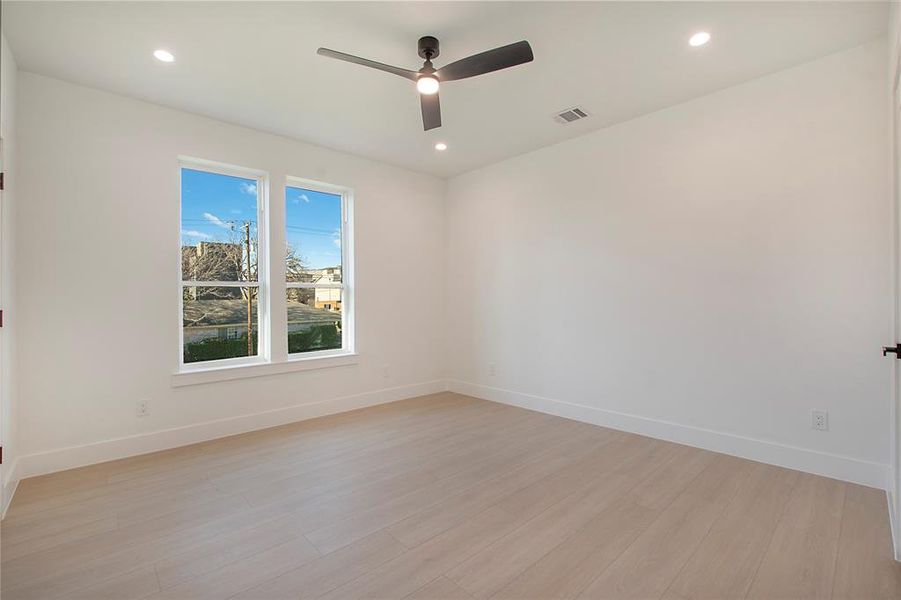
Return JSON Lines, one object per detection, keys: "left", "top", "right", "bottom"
{"left": 184, "top": 298, "right": 338, "bottom": 327}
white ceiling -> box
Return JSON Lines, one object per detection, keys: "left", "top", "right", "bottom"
{"left": 1, "top": 1, "right": 889, "bottom": 178}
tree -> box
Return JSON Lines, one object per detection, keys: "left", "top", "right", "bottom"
{"left": 182, "top": 220, "right": 258, "bottom": 356}
{"left": 286, "top": 243, "right": 313, "bottom": 305}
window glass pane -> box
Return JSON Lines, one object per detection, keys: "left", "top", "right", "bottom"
{"left": 183, "top": 286, "right": 258, "bottom": 363}
{"left": 287, "top": 288, "right": 342, "bottom": 354}
{"left": 285, "top": 186, "right": 342, "bottom": 284}
{"left": 182, "top": 168, "right": 258, "bottom": 282}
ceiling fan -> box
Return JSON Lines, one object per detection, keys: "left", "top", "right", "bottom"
{"left": 317, "top": 36, "right": 534, "bottom": 131}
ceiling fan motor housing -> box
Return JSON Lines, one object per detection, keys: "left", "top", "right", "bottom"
{"left": 418, "top": 36, "right": 440, "bottom": 60}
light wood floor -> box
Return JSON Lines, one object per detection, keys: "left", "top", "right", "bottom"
{"left": 2, "top": 393, "right": 899, "bottom": 600}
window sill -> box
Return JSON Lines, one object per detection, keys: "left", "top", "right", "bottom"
{"left": 171, "top": 352, "right": 358, "bottom": 387}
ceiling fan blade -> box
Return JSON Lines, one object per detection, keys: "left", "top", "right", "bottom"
{"left": 421, "top": 91, "right": 442, "bottom": 131}
{"left": 317, "top": 48, "right": 418, "bottom": 81}
{"left": 435, "top": 40, "right": 533, "bottom": 82}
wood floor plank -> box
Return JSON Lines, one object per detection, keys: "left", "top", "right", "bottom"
{"left": 491, "top": 497, "right": 655, "bottom": 600}
{"left": 317, "top": 507, "right": 521, "bottom": 600}
{"left": 405, "top": 576, "right": 475, "bottom": 600}
{"left": 144, "top": 537, "right": 320, "bottom": 600}
{"left": 231, "top": 530, "right": 406, "bottom": 600}
{"left": 2, "top": 500, "right": 292, "bottom": 599}
{"left": 448, "top": 474, "right": 637, "bottom": 599}
{"left": 239, "top": 407, "right": 542, "bottom": 513}
{"left": 2, "top": 492, "right": 251, "bottom": 580}
{"left": 555, "top": 454, "right": 738, "bottom": 599}
{"left": 211, "top": 398, "right": 515, "bottom": 497}
{"left": 2, "top": 479, "right": 224, "bottom": 543}
{"left": 660, "top": 462, "right": 799, "bottom": 600}
{"left": 451, "top": 443, "right": 713, "bottom": 598}
{"left": 153, "top": 513, "right": 308, "bottom": 589}
{"left": 65, "top": 566, "right": 161, "bottom": 600}
{"left": 5, "top": 469, "right": 219, "bottom": 523}
{"left": 831, "top": 484, "right": 901, "bottom": 600}
{"left": 745, "top": 473, "right": 847, "bottom": 600}
{"left": 386, "top": 426, "right": 616, "bottom": 547}
{"left": 303, "top": 416, "right": 583, "bottom": 554}
{"left": 2, "top": 394, "right": 895, "bottom": 600}
{"left": 0, "top": 514, "right": 118, "bottom": 562}
{"left": 493, "top": 434, "right": 661, "bottom": 520}
{"left": 446, "top": 438, "right": 696, "bottom": 599}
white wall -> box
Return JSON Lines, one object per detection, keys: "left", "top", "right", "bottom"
{"left": 13, "top": 73, "right": 447, "bottom": 478}
{"left": 1, "top": 33, "right": 20, "bottom": 514}
{"left": 446, "top": 40, "right": 891, "bottom": 489}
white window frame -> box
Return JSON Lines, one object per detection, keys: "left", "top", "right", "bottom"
{"left": 173, "top": 162, "right": 357, "bottom": 386}
{"left": 285, "top": 175, "right": 355, "bottom": 361}
{"left": 177, "top": 157, "right": 270, "bottom": 373}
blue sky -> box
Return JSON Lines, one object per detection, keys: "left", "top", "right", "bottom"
{"left": 181, "top": 169, "right": 342, "bottom": 270}
{"left": 285, "top": 185, "right": 342, "bottom": 270}
{"left": 181, "top": 168, "right": 258, "bottom": 245}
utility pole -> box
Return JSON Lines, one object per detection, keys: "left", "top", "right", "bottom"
{"left": 244, "top": 221, "right": 253, "bottom": 357}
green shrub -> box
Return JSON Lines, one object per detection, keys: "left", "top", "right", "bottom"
{"left": 288, "top": 323, "right": 341, "bottom": 354}
{"left": 183, "top": 323, "right": 341, "bottom": 363}
{"left": 183, "top": 332, "right": 259, "bottom": 363}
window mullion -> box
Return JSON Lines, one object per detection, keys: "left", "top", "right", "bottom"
{"left": 269, "top": 173, "right": 289, "bottom": 364}
{"left": 181, "top": 281, "right": 259, "bottom": 288}
{"left": 286, "top": 283, "right": 344, "bottom": 289}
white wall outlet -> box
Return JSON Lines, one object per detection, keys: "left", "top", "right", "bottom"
{"left": 811, "top": 410, "right": 828, "bottom": 431}
{"left": 488, "top": 363, "right": 496, "bottom": 377}
{"left": 381, "top": 364, "right": 390, "bottom": 378}
{"left": 136, "top": 399, "right": 150, "bottom": 418}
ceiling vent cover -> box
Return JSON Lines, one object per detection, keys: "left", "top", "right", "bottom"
{"left": 554, "top": 107, "right": 589, "bottom": 124}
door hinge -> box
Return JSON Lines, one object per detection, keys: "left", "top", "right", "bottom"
{"left": 883, "top": 343, "right": 901, "bottom": 358}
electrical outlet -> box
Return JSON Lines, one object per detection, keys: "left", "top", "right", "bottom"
{"left": 811, "top": 410, "right": 828, "bottom": 431}
{"left": 488, "top": 363, "right": 496, "bottom": 377}
{"left": 136, "top": 400, "right": 150, "bottom": 418}
{"left": 381, "top": 364, "right": 390, "bottom": 378}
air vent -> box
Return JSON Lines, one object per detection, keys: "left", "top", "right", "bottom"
{"left": 554, "top": 107, "right": 589, "bottom": 124}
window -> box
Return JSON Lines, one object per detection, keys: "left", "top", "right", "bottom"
{"left": 179, "top": 161, "right": 267, "bottom": 368}
{"left": 177, "top": 159, "right": 354, "bottom": 380}
{"left": 285, "top": 180, "right": 350, "bottom": 356}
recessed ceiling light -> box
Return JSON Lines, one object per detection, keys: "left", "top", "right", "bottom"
{"left": 435, "top": 142, "right": 448, "bottom": 151}
{"left": 689, "top": 32, "right": 711, "bottom": 47}
{"left": 154, "top": 49, "right": 175, "bottom": 63}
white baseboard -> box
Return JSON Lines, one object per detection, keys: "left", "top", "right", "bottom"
{"left": 449, "top": 379, "right": 891, "bottom": 491}
{"left": 14, "top": 379, "right": 448, "bottom": 482}
{"left": 2, "top": 458, "right": 20, "bottom": 519}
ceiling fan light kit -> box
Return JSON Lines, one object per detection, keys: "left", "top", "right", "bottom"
{"left": 317, "top": 36, "right": 534, "bottom": 131}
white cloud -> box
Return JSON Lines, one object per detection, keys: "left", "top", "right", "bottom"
{"left": 230, "top": 208, "right": 243, "bottom": 215}
{"left": 332, "top": 229, "right": 341, "bottom": 248}
{"left": 291, "top": 193, "right": 310, "bottom": 205}
{"left": 181, "top": 229, "right": 212, "bottom": 240}
{"left": 240, "top": 182, "right": 257, "bottom": 195}
{"left": 203, "top": 212, "right": 233, "bottom": 230}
